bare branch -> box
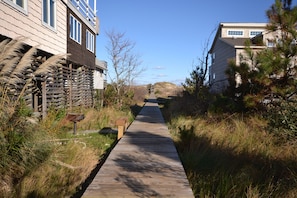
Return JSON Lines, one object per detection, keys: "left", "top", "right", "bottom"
{"left": 105, "top": 29, "right": 143, "bottom": 105}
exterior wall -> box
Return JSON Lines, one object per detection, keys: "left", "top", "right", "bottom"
{"left": 235, "top": 48, "right": 248, "bottom": 64}
{"left": 67, "top": 9, "right": 95, "bottom": 67}
{"left": 0, "top": 0, "right": 67, "bottom": 54}
{"left": 0, "top": 0, "right": 100, "bottom": 114}
{"left": 209, "top": 39, "right": 236, "bottom": 93}
{"left": 262, "top": 30, "right": 280, "bottom": 46}
{"left": 209, "top": 23, "right": 268, "bottom": 93}
{"left": 93, "top": 70, "right": 105, "bottom": 90}
{"left": 94, "top": 60, "right": 107, "bottom": 90}
{"left": 220, "top": 23, "right": 266, "bottom": 38}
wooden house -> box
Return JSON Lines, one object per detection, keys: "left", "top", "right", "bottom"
{"left": 209, "top": 22, "right": 268, "bottom": 93}
{"left": 0, "top": 0, "right": 105, "bottom": 117}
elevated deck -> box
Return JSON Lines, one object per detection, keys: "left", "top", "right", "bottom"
{"left": 82, "top": 97, "right": 194, "bottom": 197}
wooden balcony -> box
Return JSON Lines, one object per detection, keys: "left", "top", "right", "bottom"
{"left": 69, "top": 0, "right": 97, "bottom": 28}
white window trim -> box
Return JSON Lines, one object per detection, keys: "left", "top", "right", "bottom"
{"left": 70, "top": 14, "right": 82, "bottom": 44}
{"left": 212, "top": 53, "right": 215, "bottom": 59}
{"left": 266, "top": 39, "right": 275, "bottom": 48}
{"left": 42, "top": 0, "right": 56, "bottom": 30}
{"left": 227, "top": 29, "right": 244, "bottom": 37}
{"left": 249, "top": 30, "right": 264, "bottom": 38}
{"left": 86, "top": 30, "right": 94, "bottom": 53}
{"left": 211, "top": 53, "right": 215, "bottom": 64}
{"left": 3, "top": 0, "right": 28, "bottom": 15}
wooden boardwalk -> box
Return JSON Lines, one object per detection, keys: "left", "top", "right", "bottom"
{"left": 82, "top": 98, "right": 194, "bottom": 198}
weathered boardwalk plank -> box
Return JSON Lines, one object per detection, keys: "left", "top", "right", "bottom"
{"left": 82, "top": 98, "right": 194, "bottom": 197}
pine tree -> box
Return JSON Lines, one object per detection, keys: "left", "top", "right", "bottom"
{"left": 225, "top": 0, "right": 297, "bottom": 139}
{"left": 226, "top": 0, "right": 297, "bottom": 110}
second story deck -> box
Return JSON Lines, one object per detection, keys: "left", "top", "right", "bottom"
{"left": 68, "top": 0, "right": 99, "bottom": 34}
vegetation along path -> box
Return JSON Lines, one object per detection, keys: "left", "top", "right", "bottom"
{"left": 82, "top": 96, "right": 194, "bottom": 197}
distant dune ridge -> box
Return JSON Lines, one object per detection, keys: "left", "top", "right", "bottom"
{"left": 153, "top": 82, "right": 183, "bottom": 98}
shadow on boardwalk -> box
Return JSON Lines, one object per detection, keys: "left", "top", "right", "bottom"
{"left": 80, "top": 98, "right": 194, "bottom": 197}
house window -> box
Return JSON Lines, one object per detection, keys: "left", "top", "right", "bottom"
{"left": 70, "top": 15, "right": 81, "bottom": 44}
{"left": 86, "top": 30, "right": 94, "bottom": 53}
{"left": 211, "top": 53, "right": 215, "bottom": 64}
{"left": 42, "top": 0, "right": 56, "bottom": 28}
{"left": 250, "top": 31, "right": 263, "bottom": 37}
{"left": 227, "top": 30, "right": 243, "bottom": 37}
{"left": 3, "top": 0, "right": 27, "bottom": 13}
{"left": 267, "top": 40, "right": 275, "bottom": 48}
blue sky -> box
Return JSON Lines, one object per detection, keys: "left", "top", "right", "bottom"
{"left": 95, "top": 0, "right": 295, "bottom": 85}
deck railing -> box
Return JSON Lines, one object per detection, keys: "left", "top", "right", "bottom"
{"left": 69, "top": 0, "right": 96, "bottom": 27}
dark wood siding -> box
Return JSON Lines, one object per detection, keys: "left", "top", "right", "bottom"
{"left": 67, "top": 9, "right": 95, "bottom": 67}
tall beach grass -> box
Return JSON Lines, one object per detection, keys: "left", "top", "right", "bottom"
{"left": 0, "top": 38, "right": 129, "bottom": 197}
{"left": 168, "top": 114, "right": 297, "bottom": 197}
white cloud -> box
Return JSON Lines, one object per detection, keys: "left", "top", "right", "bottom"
{"left": 153, "top": 66, "right": 166, "bottom": 70}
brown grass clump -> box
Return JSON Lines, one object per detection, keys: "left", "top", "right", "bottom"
{"left": 76, "top": 106, "right": 134, "bottom": 131}
{"left": 20, "top": 141, "right": 98, "bottom": 197}
{"left": 168, "top": 114, "right": 297, "bottom": 197}
{"left": 132, "top": 85, "right": 148, "bottom": 104}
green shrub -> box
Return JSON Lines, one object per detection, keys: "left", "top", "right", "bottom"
{"left": 104, "top": 84, "right": 117, "bottom": 106}
{"left": 266, "top": 100, "right": 297, "bottom": 142}
{"left": 209, "top": 94, "right": 245, "bottom": 113}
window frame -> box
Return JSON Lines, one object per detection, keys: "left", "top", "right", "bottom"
{"left": 266, "top": 39, "right": 275, "bottom": 48}
{"left": 3, "top": 0, "right": 28, "bottom": 14}
{"left": 249, "top": 30, "right": 264, "bottom": 38}
{"left": 211, "top": 53, "right": 215, "bottom": 64}
{"left": 227, "top": 29, "right": 244, "bottom": 37}
{"left": 42, "top": 0, "right": 56, "bottom": 29}
{"left": 212, "top": 73, "right": 216, "bottom": 80}
{"left": 69, "top": 14, "right": 82, "bottom": 44}
{"left": 86, "top": 29, "right": 95, "bottom": 53}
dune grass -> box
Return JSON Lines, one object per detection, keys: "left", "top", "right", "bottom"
{"left": 19, "top": 132, "right": 117, "bottom": 198}
{"left": 167, "top": 114, "right": 297, "bottom": 197}
{"left": 15, "top": 106, "right": 131, "bottom": 197}
{"left": 0, "top": 102, "right": 122, "bottom": 197}
{"left": 0, "top": 38, "right": 134, "bottom": 197}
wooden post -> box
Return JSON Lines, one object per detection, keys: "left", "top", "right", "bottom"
{"left": 116, "top": 118, "right": 127, "bottom": 140}
{"left": 73, "top": 122, "right": 77, "bottom": 135}
{"left": 42, "top": 81, "right": 47, "bottom": 119}
{"left": 117, "top": 125, "right": 125, "bottom": 140}
{"left": 69, "top": 63, "right": 73, "bottom": 110}
{"left": 33, "top": 93, "right": 38, "bottom": 112}
{"left": 65, "top": 113, "right": 85, "bottom": 135}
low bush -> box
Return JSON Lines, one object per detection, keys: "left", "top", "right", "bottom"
{"left": 265, "top": 100, "right": 297, "bottom": 143}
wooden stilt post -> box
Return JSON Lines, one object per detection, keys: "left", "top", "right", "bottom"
{"left": 34, "top": 93, "right": 38, "bottom": 112}
{"left": 42, "top": 81, "right": 47, "bottom": 119}
{"left": 69, "top": 63, "right": 73, "bottom": 111}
